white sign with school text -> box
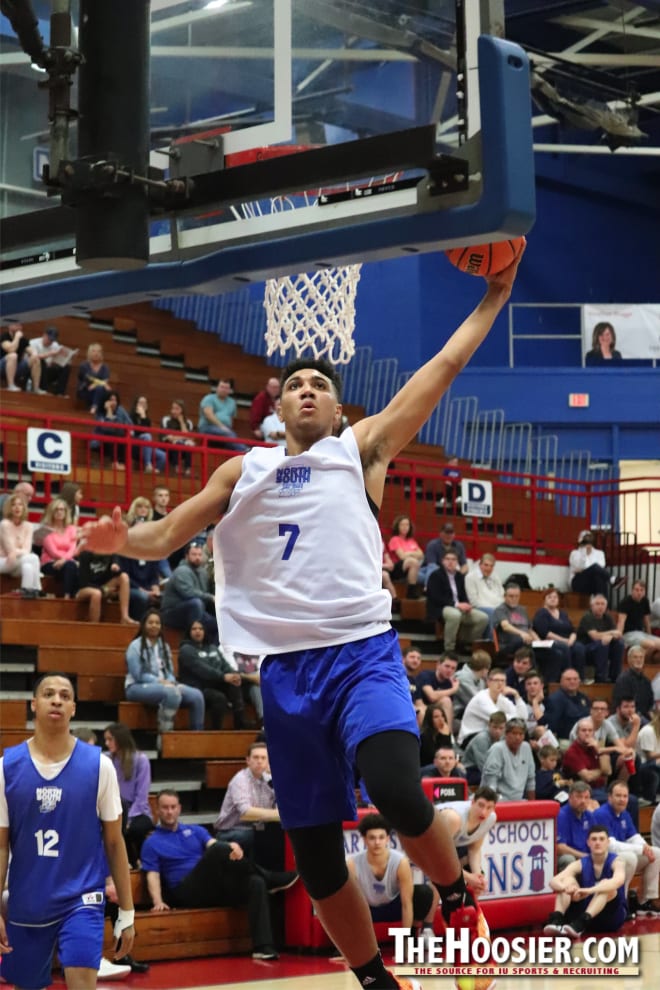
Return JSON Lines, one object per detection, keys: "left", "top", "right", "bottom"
{"left": 27, "top": 428, "right": 72, "bottom": 475}
{"left": 460, "top": 479, "right": 493, "bottom": 518}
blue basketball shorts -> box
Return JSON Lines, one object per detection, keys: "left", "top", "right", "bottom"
{"left": 2, "top": 903, "right": 105, "bottom": 988}
{"left": 260, "top": 627, "right": 419, "bottom": 829}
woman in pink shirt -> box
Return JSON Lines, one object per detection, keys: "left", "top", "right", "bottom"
{"left": 40, "top": 498, "right": 80, "bottom": 598}
{"left": 0, "top": 493, "right": 42, "bottom": 597}
{"left": 387, "top": 513, "right": 424, "bottom": 599}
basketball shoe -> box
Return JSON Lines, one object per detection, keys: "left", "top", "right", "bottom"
{"left": 392, "top": 979, "right": 423, "bottom": 990}
{"left": 449, "top": 896, "right": 496, "bottom": 990}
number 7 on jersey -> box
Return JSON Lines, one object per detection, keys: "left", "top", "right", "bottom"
{"left": 278, "top": 523, "right": 300, "bottom": 560}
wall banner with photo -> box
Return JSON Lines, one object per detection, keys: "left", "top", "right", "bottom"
{"left": 583, "top": 304, "right": 660, "bottom": 361}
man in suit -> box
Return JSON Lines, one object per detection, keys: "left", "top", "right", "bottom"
{"left": 426, "top": 549, "right": 488, "bottom": 653}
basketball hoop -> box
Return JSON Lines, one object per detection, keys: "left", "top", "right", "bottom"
{"left": 228, "top": 147, "right": 400, "bottom": 365}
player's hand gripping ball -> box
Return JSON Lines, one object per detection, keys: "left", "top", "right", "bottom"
{"left": 446, "top": 237, "right": 525, "bottom": 276}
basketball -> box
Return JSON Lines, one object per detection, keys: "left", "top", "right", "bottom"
{"left": 445, "top": 237, "right": 524, "bottom": 277}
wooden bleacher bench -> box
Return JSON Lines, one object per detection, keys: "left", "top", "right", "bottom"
{"left": 205, "top": 759, "right": 247, "bottom": 789}
{"left": 160, "top": 730, "right": 259, "bottom": 760}
{"left": 118, "top": 701, "right": 191, "bottom": 732}
{"left": 103, "top": 906, "right": 251, "bottom": 961}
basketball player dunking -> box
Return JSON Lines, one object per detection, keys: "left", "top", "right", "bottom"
{"left": 81, "top": 243, "right": 524, "bottom": 990}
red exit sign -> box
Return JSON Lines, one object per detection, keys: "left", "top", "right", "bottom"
{"left": 569, "top": 393, "right": 590, "bottom": 408}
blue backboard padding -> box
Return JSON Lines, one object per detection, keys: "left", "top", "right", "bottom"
{"left": 1, "top": 37, "right": 535, "bottom": 321}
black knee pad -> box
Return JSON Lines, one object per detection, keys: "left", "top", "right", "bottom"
{"left": 357, "top": 731, "right": 434, "bottom": 837}
{"left": 287, "top": 823, "right": 349, "bottom": 901}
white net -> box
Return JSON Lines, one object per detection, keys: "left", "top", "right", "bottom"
{"left": 263, "top": 265, "right": 362, "bottom": 365}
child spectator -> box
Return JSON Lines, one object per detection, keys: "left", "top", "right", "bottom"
{"left": 536, "top": 745, "right": 571, "bottom": 802}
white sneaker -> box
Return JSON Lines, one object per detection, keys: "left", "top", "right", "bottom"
{"left": 98, "top": 956, "right": 132, "bottom": 980}
{"left": 7, "top": 384, "right": 21, "bottom": 392}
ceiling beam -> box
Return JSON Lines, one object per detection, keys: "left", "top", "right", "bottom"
{"left": 553, "top": 13, "right": 660, "bottom": 43}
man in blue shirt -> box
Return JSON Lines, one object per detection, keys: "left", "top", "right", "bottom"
{"left": 556, "top": 781, "right": 595, "bottom": 870}
{"left": 197, "top": 378, "right": 245, "bottom": 450}
{"left": 140, "top": 789, "right": 298, "bottom": 960}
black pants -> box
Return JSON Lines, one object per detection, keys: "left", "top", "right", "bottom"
{"left": 203, "top": 683, "right": 246, "bottom": 730}
{"left": 168, "top": 844, "right": 274, "bottom": 951}
{"left": 571, "top": 565, "right": 610, "bottom": 599}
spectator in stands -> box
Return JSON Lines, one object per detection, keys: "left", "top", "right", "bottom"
{"left": 544, "top": 824, "right": 627, "bottom": 939}
{"left": 464, "top": 554, "right": 504, "bottom": 636}
{"left": 39, "top": 498, "right": 80, "bottom": 599}
{"left": 426, "top": 550, "right": 489, "bottom": 654}
{"left": 420, "top": 744, "right": 466, "bottom": 782}
{"left": 592, "top": 781, "right": 660, "bottom": 914}
{"left": 457, "top": 668, "right": 528, "bottom": 747}
{"left": 119, "top": 498, "right": 163, "bottom": 620}
{"left": 606, "top": 697, "right": 657, "bottom": 804}
{"left": 523, "top": 669, "right": 548, "bottom": 747}
{"left": 420, "top": 521, "right": 468, "bottom": 586}
{"left": 481, "top": 717, "right": 536, "bottom": 801}
{"left": 228, "top": 651, "right": 264, "bottom": 727}
{"left": 569, "top": 530, "right": 614, "bottom": 599}
{"left": 381, "top": 539, "right": 399, "bottom": 609}
{"left": 125, "top": 609, "right": 205, "bottom": 733}
{"left": 387, "top": 514, "right": 423, "bottom": 599}
{"left": 614, "top": 645, "right": 654, "bottom": 718}
{"left": 126, "top": 494, "right": 171, "bottom": 581}
{"left": 76, "top": 549, "right": 136, "bottom": 625}
{"left": 59, "top": 480, "right": 83, "bottom": 525}
{"left": 0, "top": 480, "right": 34, "bottom": 516}
{"left": 214, "top": 742, "right": 281, "bottom": 854}
{"left": 0, "top": 493, "right": 43, "bottom": 598}
{"left": 26, "top": 325, "right": 72, "bottom": 395}
{"left": 401, "top": 646, "right": 424, "bottom": 705}
{"left": 178, "top": 619, "right": 247, "bottom": 729}
{"left": 130, "top": 395, "right": 167, "bottom": 473}
{"left": 198, "top": 378, "right": 245, "bottom": 450}
{"left": 416, "top": 654, "right": 460, "bottom": 727}
{"left": 505, "top": 646, "right": 534, "bottom": 700}
{"left": 462, "top": 711, "right": 507, "bottom": 786}
{"left": 103, "top": 722, "right": 154, "bottom": 866}
{"left": 561, "top": 718, "right": 610, "bottom": 803}
{"left": 260, "top": 396, "right": 286, "bottom": 446}
{"left": 652, "top": 802, "right": 660, "bottom": 849}
{"left": 418, "top": 703, "right": 456, "bottom": 767}
{"left": 77, "top": 341, "right": 112, "bottom": 414}
{"left": 152, "top": 485, "right": 171, "bottom": 521}
{"left": 95, "top": 390, "right": 133, "bottom": 469}
{"left": 492, "top": 583, "right": 536, "bottom": 658}
{"left": 140, "top": 789, "right": 297, "bottom": 960}
{"left": 250, "top": 376, "right": 281, "bottom": 440}
{"left": 0, "top": 321, "right": 30, "bottom": 391}
{"left": 439, "top": 456, "right": 462, "bottom": 514}
{"left": 576, "top": 594, "right": 625, "bottom": 683}
{"left": 616, "top": 579, "right": 660, "bottom": 657}
{"left": 637, "top": 708, "right": 660, "bottom": 802}
{"left": 533, "top": 588, "right": 586, "bottom": 680}
{"left": 454, "top": 650, "right": 491, "bottom": 717}
{"left": 544, "top": 668, "right": 591, "bottom": 741}
{"left": 161, "top": 399, "right": 195, "bottom": 476}
{"left": 555, "top": 781, "right": 596, "bottom": 870}
{"left": 585, "top": 321, "right": 623, "bottom": 366}
{"left": 535, "top": 744, "right": 571, "bottom": 801}
{"left": 160, "top": 541, "right": 218, "bottom": 641}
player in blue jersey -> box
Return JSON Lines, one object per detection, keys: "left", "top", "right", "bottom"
{"left": 0, "top": 673, "right": 135, "bottom": 990}
{"left": 82, "top": 244, "right": 524, "bottom": 990}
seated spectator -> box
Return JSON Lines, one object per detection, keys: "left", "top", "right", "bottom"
{"left": 533, "top": 588, "right": 586, "bottom": 681}
{"left": 464, "top": 553, "right": 505, "bottom": 637}
{"left": 569, "top": 530, "right": 613, "bottom": 599}
{"left": 439, "top": 456, "right": 462, "bottom": 513}
{"left": 420, "top": 744, "right": 466, "bottom": 781}
{"left": 561, "top": 718, "right": 610, "bottom": 804}
{"left": 418, "top": 703, "right": 458, "bottom": 767}
{"left": 0, "top": 493, "right": 43, "bottom": 598}
{"left": 419, "top": 521, "right": 468, "bottom": 586}
{"left": 523, "top": 669, "right": 548, "bottom": 748}
{"left": 227, "top": 650, "right": 265, "bottom": 727}
{"left": 249, "top": 376, "right": 281, "bottom": 440}
{"left": 75, "top": 549, "right": 136, "bottom": 624}
{"left": 214, "top": 742, "right": 281, "bottom": 856}
{"left": 606, "top": 697, "right": 657, "bottom": 804}
{"left": 161, "top": 399, "right": 195, "bottom": 476}
{"left": 0, "top": 480, "right": 33, "bottom": 516}
{"left": 345, "top": 813, "right": 438, "bottom": 947}
{"left": 125, "top": 492, "right": 171, "bottom": 582}
{"left": 59, "top": 480, "right": 83, "bottom": 526}
{"left": 544, "top": 824, "right": 627, "bottom": 938}
{"left": 260, "top": 397, "right": 286, "bottom": 446}
{"left": 95, "top": 390, "right": 132, "bottom": 468}
{"left": 416, "top": 654, "right": 460, "bottom": 728}
{"left": 103, "top": 722, "right": 154, "bottom": 866}
{"left": 401, "top": 646, "right": 425, "bottom": 705}
{"left": 130, "top": 395, "right": 166, "bottom": 473}
{"left": 616, "top": 579, "right": 660, "bottom": 657}
{"left": 197, "top": 378, "right": 245, "bottom": 450}
{"left": 544, "top": 668, "right": 591, "bottom": 741}
{"left": 462, "top": 711, "right": 507, "bottom": 786}
{"left": 140, "top": 789, "right": 297, "bottom": 960}
{"left": 381, "top": 539, "right": 399, "bottom": 609}
{"left": 77, "top": 341, "right": 111, "bottom": 413}
{"left": 492, "top": 583, "right": 535, "bottom": 657}
{"left": 387, "top": 514, "right": 423, "bottom": 599}
{"left": 0, "top": 321, "right": 30, "bottom": 391}
{"left": 178, "top": 620, "right": 247, "bottom": 729}
{"left": 536, "top": 744, "right": 571, "bottom": 802}
{"left": 637, "top": 707, "right": 660, "bottom": 802}
{"left": 613, "top": 645, "right": 654, "bottom": 719}
{"left": 454, "top": 650, "right": 491, "bottom": 717}
{"left": 426, "top": 550, "right": 489, "bottom": 654}
{"left": 125, "top": 609, "right": 205, "bottom": 733}
{"left": 457, "top": 668, "right": 528, "bottom": 747}
{"left": 160, "top": 542, "right": 218, "bottom": 641}
{"left": 39, "top": 498, "right": 80, "bottom": 599}
{"left": 505, "top": 646, "right": 534, "bottom": 700}
{"left": 592, "top": 781, "right": 660, "bottom": 914}
{"left": 26, "top": 325, "right": 73, "bottom": 395}
{"left": 576, "top": 594, "right": 625, "bottom": 683}
{"left": 555, "top": 781, "right": 597, "bottom": 869}
{"left": 481, "top": 718, "right": 536, "bottom": 801}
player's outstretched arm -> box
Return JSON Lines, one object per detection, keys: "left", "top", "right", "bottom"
{"left": 80, "top": 455, "right": 244, "bottom": 560}
{"left": 355, "top": 241, "right": 525, "bottom": 466}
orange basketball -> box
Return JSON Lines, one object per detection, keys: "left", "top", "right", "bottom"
{"left": 445, "top": 237, "right": 524, "bottom": 276}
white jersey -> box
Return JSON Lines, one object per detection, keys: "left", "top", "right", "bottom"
{"left": 438, "top": 800, "right": 497, "bottom": 847}
{"left": 350, "top": 849, "right": 404, "bottom": 906}
{"left": 214, "top": 427, "right": 391, "bottom": 654}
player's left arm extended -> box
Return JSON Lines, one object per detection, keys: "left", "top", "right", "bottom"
{"left": 354, "top": 244, "right": 524, "bottom": 467}
{"left": 102, "top": 817, "right": 135, "bottom": 956}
